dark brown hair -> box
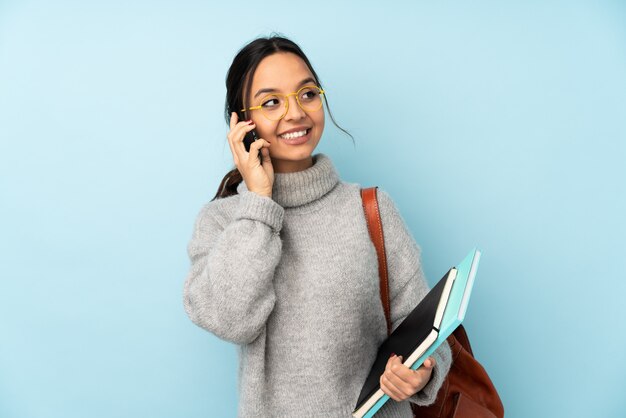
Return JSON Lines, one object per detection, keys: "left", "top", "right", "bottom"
{"left": 212, "top": 34, "right": 353, "bottom": 201}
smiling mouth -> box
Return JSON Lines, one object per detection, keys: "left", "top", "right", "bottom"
{"left": 279, "top": 128, "right": 311, "bottom": 140}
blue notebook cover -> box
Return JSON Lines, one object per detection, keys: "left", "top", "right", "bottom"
{"left": 357, "top": 248, "right": 481, "bottom": 418}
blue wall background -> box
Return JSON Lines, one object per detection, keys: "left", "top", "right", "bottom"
{"left": 1, "top": 1, "right": 625, "bottom": 417}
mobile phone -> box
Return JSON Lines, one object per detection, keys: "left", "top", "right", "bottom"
{"left": 243, "top": 128, "right": 258, "bottom": 153}
{"left": 240, "top": 113, "right": 263, "bottom": 162}
{"left": 243, "top": 128, "right": 264, "bottom": 162}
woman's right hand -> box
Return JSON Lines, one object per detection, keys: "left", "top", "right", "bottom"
{"left": 227, "top": 112, "right": 274, "bottom": 198}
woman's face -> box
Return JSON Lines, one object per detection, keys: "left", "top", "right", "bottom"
{"left": 246, "top": 52, "right": 325, "bottom": 173}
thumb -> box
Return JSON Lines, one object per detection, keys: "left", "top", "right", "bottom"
{"left": 260, "top": 143, "right": 273, "bottom": 168}
{"left": 424, "top": 357, "right": 436, "bottom": 369}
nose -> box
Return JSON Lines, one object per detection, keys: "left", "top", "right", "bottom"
{"left": 283, "top": 94, "right": 306, "bottom": 121}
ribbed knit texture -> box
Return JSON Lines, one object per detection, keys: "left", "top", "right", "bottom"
{"left": 183, "top": 153, "right": 451, "bottom": 417}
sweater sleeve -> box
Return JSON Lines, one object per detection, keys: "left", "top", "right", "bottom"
{"left": 376, "top": 189, "right": 452, "bottom": 407}
{"left": 182, "top": 190, "right": 284, "bottom": 345}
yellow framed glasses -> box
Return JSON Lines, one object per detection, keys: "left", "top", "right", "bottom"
{"left": 241, "top": 85, "right": 325, "bottom": 121}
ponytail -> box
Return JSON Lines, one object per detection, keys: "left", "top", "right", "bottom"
{"left": 211, "top": 167, "right": 244, "bottom": 201}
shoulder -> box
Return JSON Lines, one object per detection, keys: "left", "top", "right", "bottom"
{"left": 336, "top": 182, "right": 407, "bottom": 230}
{"left": 375, "top": 188, "right": 403, "bottom": 220}
{"left": 344, "top": 183, "right": 401, "bottom": 215}
{"left": 335, "top": 180, "right": 389, "bottom": 199}
{"left": 359, "top": 185, "right": 418, "bottom": 245}
{"left": 331, "top": 181, "right": 401, "bottom": 216}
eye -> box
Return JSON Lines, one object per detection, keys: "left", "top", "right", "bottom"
{"left": 261, "top": 96, "right": 281, "bottom": 108}
{"left": 300, "top": 87, "right": 319, "bottom": 101}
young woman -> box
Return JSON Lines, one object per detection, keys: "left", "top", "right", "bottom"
{"left": 183, "top": 35, "right": 451, "bottom": 417}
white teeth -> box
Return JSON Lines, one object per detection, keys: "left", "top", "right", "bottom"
{"left": 280, "top": 129, "right": 308, "bottom": 140}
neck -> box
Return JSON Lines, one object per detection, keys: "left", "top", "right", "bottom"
{"left": 271, "top": 156, "right": 314, "bottom": 173}
{"left": 236, "top": 153, "right": 339, "bottom": 208}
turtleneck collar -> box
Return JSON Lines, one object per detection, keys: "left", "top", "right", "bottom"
{"left": 236, "top": 153, "right": 339, "bottom": 208}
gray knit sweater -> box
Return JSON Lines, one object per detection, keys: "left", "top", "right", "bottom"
{"left": 183, "top": 153, "right": 452, "bottom": 417}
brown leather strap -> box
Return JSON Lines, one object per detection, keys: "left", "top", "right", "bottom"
{"left": 361, "top": 187, "right": 392, "bottom": 335}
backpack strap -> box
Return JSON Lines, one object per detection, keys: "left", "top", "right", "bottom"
{"left": 360, "top": 187, "right": 392, "bottom": 335}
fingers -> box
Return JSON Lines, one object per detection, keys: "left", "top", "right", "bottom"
{"left": 410, "top": 357, "right": 435, "bottom": 389}
{"left": 231, "top": 123, "right": 256, "bottom": 155}
{"left": 380, "top": 373, "right": 405, "bottom": 401}
{"left": 248, "top": 137, "right": 269, "bottom": 151}
{"left": 380, "top": 355, "right": 435, "bottom": 402}
{"left": 247, "top": 138, "right": 270, "bottom": 166}
{"left": 227, "top": 112, "right": 257, "bottom": 164}
{"left": 381, "top": 355, "right": 412, "bottom": 401}
{"left": 229, "top": 111, "right": 238, "bottom": 131}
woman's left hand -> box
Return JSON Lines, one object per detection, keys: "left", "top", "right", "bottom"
{"left": 380, "top": 354, "right": 436, "bottom": 402}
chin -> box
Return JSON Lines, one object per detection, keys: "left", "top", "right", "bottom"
{"left": 272, "top": 150, "right": 314, "bottom": 161}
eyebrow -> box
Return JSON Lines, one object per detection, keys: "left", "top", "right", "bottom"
{"left": 253, "top": 77, "right": 317, "bottom": 99}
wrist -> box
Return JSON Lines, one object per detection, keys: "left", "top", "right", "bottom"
{"left": 251, "top": 190, "right": 272, "bottom": 198}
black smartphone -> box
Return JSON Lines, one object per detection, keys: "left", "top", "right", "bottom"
{"left": 240, "top": 113, "right": 263, "bottom": 161}
{"left": 243, "top": 128, "right": 258, "bottom": 153}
